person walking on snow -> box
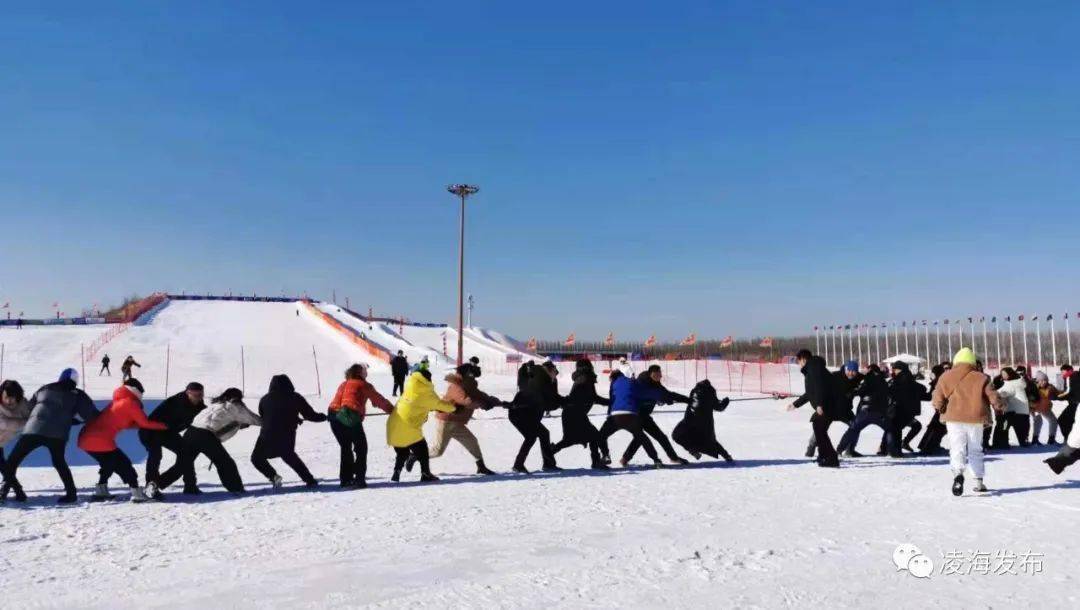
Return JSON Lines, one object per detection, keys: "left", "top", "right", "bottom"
{"left": 671, "top": 379, "right": 733, "bottom": 462}
{"left": 420, "top": 364, "right": 499, "bottom": 475}
{"left": 552, "top": 359, "right": 612, "bottom": 469}
{"left": 327, "top": 364, "right": 393, "bottom": 488}
{"left": 390, "top": 351, "right": 409, "bottom": 397}
{"left": 158, "top": 388, "right": 261, "bottom": 495}
{"left": 0, "top": 380, "right": 31, "bottom": 479}
{"left": 787, "top": 350, "right": 842, "bottom": 468}
{"left": 387, "top": 369, "right": 456, "bottom": 482}
{"left": 598, "top": 370, "right": 663, "bottom": 468}
{"left": 77, "top": 378, "right": 166, "bottom": 502}
{"left": 120, "top": 355, "right": 141, "bottom": 381}
{"left": 1030, "top": 371, "right": 1060, "bottom": 445}
{"left": 251, "top": 375, "right": 327, "bottom": 488}
{"left": 1, "top": 369, "right": 98, "bottom": 504}
{"left": 141, "top": 382, "right": 206, "bottom": 498}
{"left": 621, "top": 365, "right": 691, "bottom": 466}
{"left": 931, "top": 348, "right": 1004, "bottom": 496}
{"left": 100, "top": 354, "right": 111, "bottom": 376}
{"left": 507, "top": 361, "right": 564, "bottom": 473}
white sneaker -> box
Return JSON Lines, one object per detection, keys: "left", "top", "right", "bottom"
{"left": 130, "top": 487, "right": 149, "bottom": 503}
{"left": 144, "top": 481, "right": 160, "bottom": 499}
{"left": 91, "top": 484, "right": 110, "bottom": 499}
{"left": 271, "top": 475, "right": 284, "bottom": 489}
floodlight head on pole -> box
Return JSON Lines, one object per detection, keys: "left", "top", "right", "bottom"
{"left": 448, "top": 183, "right": 479, "bottom": 365}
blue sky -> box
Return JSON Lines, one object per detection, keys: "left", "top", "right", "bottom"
{"left": 1, "top": 1, "right": 1078, "bottom": 340}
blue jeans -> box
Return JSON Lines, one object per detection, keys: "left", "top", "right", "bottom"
{"left": 837, "top": 409, "right": 886, "bottom": 453}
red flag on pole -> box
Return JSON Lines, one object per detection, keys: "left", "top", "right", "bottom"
{"left": 526, "top": 337, "right": 538, "bottom": 352}
{"left": 603, "top": 332, "right": 615, "bottom": 347}
{"left": 644, "top": 335, "right": 657, "bottom": 348}
{"left": 564, "top": 333, "right": 576, "bottom": 347}
{"left": 759, "top": 337, "right": 774, "bottom": 348}
{"left": 720, "top": 336, "right": 734, "bottom": 348}
{"left": 680, "top": 333, "right": 696, "bottom": 346}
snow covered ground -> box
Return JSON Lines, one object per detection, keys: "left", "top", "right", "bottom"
{"left": 1, "top": 301, "right": 1078, "bottom": 609}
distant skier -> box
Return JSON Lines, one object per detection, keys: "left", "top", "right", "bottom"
{"left": 100, "top": 354, "right": 111, "bottom": 376}
{"left": 507, "top": 361, "right": 564, "bottom": 473}
{"left": 387, "top": 369, "right": 456, "bottom": 482}
{"left": 251, "top": 375, "right": 327, "bottom": 488}
{"left": 671, "top": 379, "right": 733, "bottom": 462}
{"left": 121, "top": 355, "right": 141, "bottom": 381}
{"left": 621, "top": 365, "right": 691, "bottom": 466}
{"left": 422, "top": 364, "right": 499, "bottom": 475}
{"left": 77, "top": 378, "right": 165, "bottom": 502}
{"left": 931, "top": 348, "right": 1004, "bottom": 495}
{"left": 787, "top": 350, "right": 842, "bottom": 468}
{"left": 327, "top": 364, "right": 393, "bottom": 488}
{"left": 1, "top": 368, "right": 98, "bottom": 503}
{"left": 390, "top": 350, "right": 409, "bottom": 397}
{"left": 552, "top": 359, "right": 611, "bottom": 469}
{"left": 140, "top": 382, "right": 206, "bottom": 498}
{"left": 157, "top": 388, "right": 262, "bottom": 495}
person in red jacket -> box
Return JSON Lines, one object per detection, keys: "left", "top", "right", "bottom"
{"left": 327, "top": 364, "right": 393, "bottom": 488}
{"left": 78, "top": 378, "right": 167, "bottom": 502}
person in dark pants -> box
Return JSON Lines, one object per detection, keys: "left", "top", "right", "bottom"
{"left": 0, "top": 380, "right": 32, "bottom": 478}
{"left": 140, "top": 382, "right": 206, "bottom": 498}
{"left": 621, "top": 365, "right": 691, "bottom": 466}
{"left": 599, "top": 370, "right": 663, "bottom": 468}
{"left": 390, "top": 351, "right": 409, "bottom": 397}
{"left": 327, "top": 364, "right": 393, "bottom": 488}
{"left": 78, "top": 378, "right": 165, "bottom": 502}
{"left": 387, "top": 369, "right": 456, "bottom": 482}
{"left": 1056, "top": 365, "right": 1078, "bottom": 441}
{"left": 507, "top": 361, "right": 563, "bottom": 473}
{"left": 1, "top": 369, "right": 98, "bottom": 503}
{"left": 880, "top": 361, "right": 927, "bottom": 457}
{"left": 158, "top": 388, "right": 261, "bottom": 494}
{"left": 837, "top": 364, "right": 889, "bottom": 456}
{"left": 917, "top": 364, "right": 950, "bottom": 455}
{"left": 552, "top": 359, "right": 611, "bottom": 468}
{"left": 121, "top": 355, "right": 141, "bottom": 381}
{"left": 788, "top": 350, "right": 841, "bottom": 468}
{"left": 803, "top": 361, "right": 862, "bottom": 458}
{"left": 672, "top": 380, "right": 733, "bottom": 462}
{"left": 251, "top": 374, "right": 327, "bottom": 488}
{"left": 100, "top": 354, "right": 111, "bottom": 376}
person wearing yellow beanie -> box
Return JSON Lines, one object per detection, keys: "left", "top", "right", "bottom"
{"left": 953, "top": 347, "right": 977, "bottom": 367}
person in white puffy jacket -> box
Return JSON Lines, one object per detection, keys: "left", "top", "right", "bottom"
{"left": 995, "top": 368, "right": 1031, "bottom": 447}
{"left": 156, "top": 388, "right": 261, "bottom": 495}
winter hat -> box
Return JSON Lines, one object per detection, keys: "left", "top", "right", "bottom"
{"left": 124, "top": 377, "right": 145, "bottom": 396}
{"left": 953, "top": 347, "right": 977, "bottom": 366}
{"left": 1035, "top": 371, "right": 1049, "bottom": 383}
{"left": 469, "top": 356, "right": 480, "bottom": 365}
{"left": 58, "top": 368, "right": 79, "bottom": 386}
{"left": 843, "top": 360, "right": 858, "bottom": 373}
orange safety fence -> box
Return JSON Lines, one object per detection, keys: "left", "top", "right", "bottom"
{"left": 300, "top": 300, "right": 392, "bottom": 363}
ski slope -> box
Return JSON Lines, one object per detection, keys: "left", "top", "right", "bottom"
{"left": 313, "top": 303, "right": 448, "bottom": 366}
{"left": 399, "top": 324, "right": 536, "bottom": 373}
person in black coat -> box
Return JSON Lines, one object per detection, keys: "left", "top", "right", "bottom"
{"left": 1057, "top": 365, "right": 1079, "bottom": 440}
{"left": 621, "top": 366, "right": 691, "bottom": 465}
{"left": 251, "top": 374, "right": 327, "bottom": 487}
{"left": 836, "top": 364, "right": 889, "bottom": 456}
{"left": 879, "top": 361, "right": 928, "bottom": 457}
{"left": 516, "top": 361, "right": 536, "bottom": 392}
{"left": 672, "top": 380, "right": 733, "bottom": 461}
{"left": 917, "top": 364, "right": 949, "bottom": 455}
{"left": 795, "top": 359, "right": 860, "bottom": 460}
{"left": 390, "top": 351, "right": 409, "bottom": 397}
{"left": 552, "top": 359, "right": 611, "bottom": 469}
{"left": 788, "top": 350, "right": 842, "bottom": 467}
{"left": 140, "top": 382, "right": 206, "bottom": 496}
{"left": 507, "top": 361, "right": 562, "bottom": 473}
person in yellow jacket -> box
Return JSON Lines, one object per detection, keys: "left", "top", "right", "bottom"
{"left": 387, "top": 369, "right": 456, "bottom": 482}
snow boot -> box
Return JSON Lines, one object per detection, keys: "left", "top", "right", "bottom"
{"left": 304, "top": 479, "right": 320, "bottom": 488}
{"left": 130, "top": 487, "right": 150, "bottom": 503}
{"left": 475, "top": 460, "right": 496, "bottom": 476}
{"left": 511, "top": 463, "right": 530, "bottom": 475}
{"left": 57, "top": 492, "right": 78, "bottom": 505}
{"left": 271, "top": 475, "right": 284, "bottom": 489}
{"left": 404, "top": 454, "right": 418, "bottom": 473}
{"left": 420, "top": 472, "right": 440, "bottom": 483}
{"left": 0, "top": 480, "right": 27, "bottom": 503}
{"left": 591, "top": 460, "right": 610, "bottom": 471}
{"left": 391, "top": 470, "right": 401, "bottom": 483}
{"left": 182, "top": 485, "right": 203, "bottom": 496}
{"left": 951, "top": 474, "right": 964, "bottom": 497}
{"left": 972, "top": 479, "right": 988, "bottom": 493}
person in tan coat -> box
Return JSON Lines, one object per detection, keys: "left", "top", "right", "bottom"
{"left": 931, "top": 347, "right": 1004, "bottom": 496}
{"left": 422, "top": 365, "right": 499, "bottom": 475}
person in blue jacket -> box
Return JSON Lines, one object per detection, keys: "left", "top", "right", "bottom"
{"left": 620, "top": 365, "right": 691, "bottom": 466}
{"left": 597, "top": 370, "right": 663, "bottom": 468}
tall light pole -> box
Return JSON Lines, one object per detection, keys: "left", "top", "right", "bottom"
{"left": 448, "top": 184, "right": 479, "bottom": 366}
